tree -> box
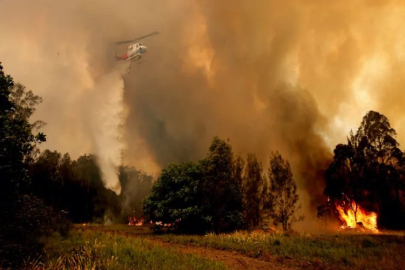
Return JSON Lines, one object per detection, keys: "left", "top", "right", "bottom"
{"left": 0, "top": 63, "right": 45, "bottom": 200}
{"left": 9, "top": 83, "right": 46, "bottom": 130}
{"left": 142, "top": 162, "right": 207, "bottom": 233}
{"left": 0, "top": 63, "right": 66, "bottom": 267}
{"left": 242, "top": 153, "right": 266, "bottom": 231}
{"left": 324, "top": 111, "right": 405, "bottom": 229}
{"left": 142, "top": 136, "right": 245, "bottom": 234}
{"left": 0, "top": 62, "right": 47, "bottom": 200}
{"left": 201, "top": 137, "right": 243, "bottom": 233}
{"left": 267, "top": 151, "right": 304, "bottom": 231}
{"left": 119, "top": 165, "right": 153, "bottom": 221}
{"left": 233, "top": 153, "right": 245, "bottom": 195}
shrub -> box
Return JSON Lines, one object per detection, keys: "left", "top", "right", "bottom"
{"left": 0, "top": 195, "right": 71, "bottom": 268}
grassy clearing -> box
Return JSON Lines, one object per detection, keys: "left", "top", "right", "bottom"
{"left": 24, "top": 228, "right": 225, "bottom": 270}
{"left": 152, "top": 230, "right": 405, "bottom": 269}
{"left": 25, "top": 225, "right": 405, "bottom": 269}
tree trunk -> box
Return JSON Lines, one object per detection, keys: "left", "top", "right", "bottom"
{"left": 282, "top": 220, "right": 287, "bottom": 231}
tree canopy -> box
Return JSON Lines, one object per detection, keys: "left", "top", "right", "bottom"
{"left": 324, "top": 110, "right": 405, "bottom": 229}
{"left": 267, "top": 151, "right": 303, "bottom": 231}
{"left": 143, "top": 137, "right": 305, "bottom": 233}
{"left": 242, "top": 153, "right": 267, "bottom": 231}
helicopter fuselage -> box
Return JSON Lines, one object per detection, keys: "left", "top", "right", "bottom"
{"left": 113, "top": 31, "right": 158, "bottom": 73}
{"left": 127, "top": 42, "right": 147, "bottom": 61}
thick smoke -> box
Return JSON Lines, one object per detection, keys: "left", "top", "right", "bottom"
{"left": 2, "top": 0, "right": 405, "bottom": 226}
{"left": 0, "top": 0, "right": 131, "bottom": 193}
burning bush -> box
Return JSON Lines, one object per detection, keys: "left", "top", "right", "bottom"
{"left": 336, "top": 201, "right": 378, "bottom": 233}
{"left": 323, "top": 111, "right": 405, "bottom": 230}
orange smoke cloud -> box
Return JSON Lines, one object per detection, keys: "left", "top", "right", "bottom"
{"left": 2, "top": 1, "right": 405, "bottom": 226}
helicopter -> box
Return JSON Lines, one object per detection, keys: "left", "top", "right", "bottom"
{"left": 113, "top": 31, "right": 159, "bottom": 73}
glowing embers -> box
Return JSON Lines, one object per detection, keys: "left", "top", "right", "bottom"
{"left": 336, "top": 201, "right": 378, "bottom": 233}
{"left": 128, "top": 214, "right": 144, "bottom": 226}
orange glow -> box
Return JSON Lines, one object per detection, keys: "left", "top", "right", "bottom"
{"left": 336, "top": 201, "right": 378, "bottom": 233}
{"left": 128, "top": 215, "right": 144, "bottom": 226}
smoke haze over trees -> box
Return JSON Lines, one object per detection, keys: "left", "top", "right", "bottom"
{"left": 2, "top": 0, "right": 405, "bottom": 267}
{"left": 0, "top": 62, "right": 64, "bottom": 267}
{"left": 143, "top": 137, "right": 304, "bottom": 234}
{"left": 2, "top": 54, "right": 405, "bottom": 267}
{"left": 5, "top": 1, "right": 405, "bottom": 225}
{"left": 267, "top": 152, "right": 304, "bottom": 231}
{"left": 0, "top": 67, "right": 154, "bottom": 266}
{"left": 29, "top": 150, "right": 154, "bottom": 224}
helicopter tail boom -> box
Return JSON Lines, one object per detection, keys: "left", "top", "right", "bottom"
{"left": 113, "top": 51, "right": 128, "bottom": 61}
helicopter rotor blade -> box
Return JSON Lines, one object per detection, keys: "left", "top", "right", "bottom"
{"left": 115, "top": 40, "right": 136, "bottom": 45}
{"left": 133, "top": 31, "right": 159, "bottom": 42}
{"left": 115, "top": 31, "right": 159, "bottom": 45}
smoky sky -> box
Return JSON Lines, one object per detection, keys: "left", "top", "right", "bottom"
{"left": 2, "top": 0, "right": 405, "bottom": 227}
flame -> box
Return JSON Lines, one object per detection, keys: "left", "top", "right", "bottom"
{"left": 128, "top": 218, "right": 144, "bottom": 226}
{"left": 135, "top": 222, "right": 143, "bottom": 226}
{"left": 153, "top": 221, "right": 175, "bottom": 227}
{"left": 336, "top": 201, "right": 378, "bottom": 233}
{"left": 128, "top": 213, "right": 144, "bottom": 226}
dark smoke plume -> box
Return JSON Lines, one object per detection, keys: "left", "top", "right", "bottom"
{"left": 2, "top": 0, "right": 405, "bottom": 226}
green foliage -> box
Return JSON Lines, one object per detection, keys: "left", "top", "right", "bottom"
{"left": 324, "top": 110, "right": 405, "bottom": 229}
{"left": 29, "top": 151, "right": 150, "bottom": 224}
{"left": 143, "top": 137, "right": 244, "bottom": 234}
{"left": 0, "top": 63, "right": 45, "bottom": 200}
{"left": 0, "top": 62, "right": 13, "bottom": 112}
{"left": 8, "top": 82, "right": 46, "bottom": 131}
{"left": 201, "top": 137, "right": 244, "bottom": 233}
{"left": 242, "top": 153, "right": 267, "bottom": 231}
{"left": 143, "top": 162, "right": 207, "bottom": 233}
{"left": 0, "top": 194, "right": 71, "bottom": 268}
{"left": 0, "top": 63, "right": 69, "bottom": 268}
{"left": 267, "top": 151, "right": 304, "bottom": 231}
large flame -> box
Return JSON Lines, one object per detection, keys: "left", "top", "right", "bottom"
{"left": 336, "top": 201, "right": 378, "bottom": 233}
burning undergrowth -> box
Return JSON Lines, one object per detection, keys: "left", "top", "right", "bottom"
{"left": 321, "top": 111, "right": 405, "bottom": 231}
{"left": 336, "top": 201, "right": 378, "bottom": 233}
{"left": 127, "top": 211, "right": 176, "bottom": 229}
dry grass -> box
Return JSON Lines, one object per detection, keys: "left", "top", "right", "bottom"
{"left": 23, "top": 225, "right": 405, "bottom": 270}
{"left": 154, "top": 229, "right": 405, "bottom": 269}
{"left": 22, "top": 228, "right": 225, "bottom": 270}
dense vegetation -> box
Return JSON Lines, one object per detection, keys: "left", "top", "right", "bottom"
{"left": 0, "top": 62, "right": 65, "bottom": 266}
{"left": 29, "top": 150, "right": 153, "bottom": 224}
{"left": 142, "top": 137, "right": 303, "bottom": 234}
{"left": 2, "top": 58, "right": 405, "bottom": 269}
{"left": 321, "top": 111, "right": 405, "bottom": 229}
{"left": 0, "top": 62, "right": 153, "bottom": 267}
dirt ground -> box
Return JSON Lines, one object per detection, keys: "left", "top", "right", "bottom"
{"left": 151, "top": 239, "right": 299, "bottom": 270}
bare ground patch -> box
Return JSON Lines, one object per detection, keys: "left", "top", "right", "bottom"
{"left": 149, "top": 239, "right": 299, "bottom": 270}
